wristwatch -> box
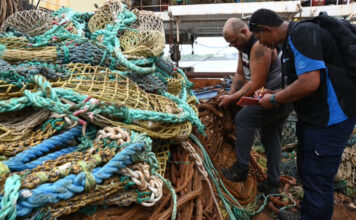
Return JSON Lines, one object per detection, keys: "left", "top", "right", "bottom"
{"left": 270, "top": 94, "right": 279, "bottom": 106}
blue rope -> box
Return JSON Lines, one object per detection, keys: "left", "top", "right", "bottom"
{"left": 4, "top": 126, "right": 81, "bottom": 172}
{"left": 14, "top": 142, "right": 145, "bottom": 217}
{"left": 24, "top": 146, "right": 77, "bottom": 170}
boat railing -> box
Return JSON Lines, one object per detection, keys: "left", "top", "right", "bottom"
{"left": 130, "top": 0, "right": 354, "bottom": 12}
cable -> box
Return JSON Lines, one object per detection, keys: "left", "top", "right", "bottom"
{"left": 183, "top": 47, "right": 229, "bottom": 67}
{"left": 195, "top": 42, "right": 229, "bottom": 49}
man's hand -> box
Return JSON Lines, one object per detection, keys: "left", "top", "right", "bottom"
{"left": 259, "top": 94, "right": 278, "bottom": 109}
{"left": 254, "top": 88, "right": 273, "bottom": 99}
{"left": 218, "top": 95, "right": 234, "bottom": 107}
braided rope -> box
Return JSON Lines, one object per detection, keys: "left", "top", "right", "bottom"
{"left": 180, "top": 141, "right": 223, "bottom": 220}
{"left": 3, "top": 126, "right": 81, "bottom": 173}
{"left": 15, "top": 141, "right": 145, "bottom": 217}
{"left": 0, "top": 174, "right": 20, "bottom": 220}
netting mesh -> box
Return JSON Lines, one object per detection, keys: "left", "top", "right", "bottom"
{"left": 56, "top": 41, "right": 117, "bottom": 68}
{"left": 167, "top": 75, "right": 183, "bottom": 96}
{"left": 88, "top": 0, "right": 123, "bottom": 33}
{"left": 120, "top": 10, "right": 165, "bottom": 57}
{"left": 0, "top": 10, "right": 56, "bottom": 36}
{"left": 0, "top": 120, "right": 63, "bottom": 158}
{"left": 2, "top": 47, "right": 57, "bottom": 64}
{"left": 154, "top": 144, "right": 170, "bottom": 176}
{"left": 254, "top": 112, "right": 298, "bottom": 147}
{"left": 0, "top": 37, "right": 30, "bottom": 49}
{"left": 0, "top": 108, "right": 49, "bottom": 142}
{"left": 91, "top": 115, "right": 192, "bottom": 140}
{"left": 336, "top": 144, "right": 356, "bottom": 186}
{"left": 0, "top": 82, "right": 37, "bottom": 100}
{"left": 88, "top": 10, "right": 115, "bottom": 34}
{"left": 61, "top": 63, "right": 180, "bottom": 114}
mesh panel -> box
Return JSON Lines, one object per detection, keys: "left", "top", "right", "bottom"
{"left": 61, "top": 63, "right": 180, "bottom": 113}
{"left": 154, "top": 144, "right": 170, "bottom": 176}
{"left": 0, "top": 37, "right": 30, "bottom": 49}
{"left": 0, "top": 10, "right": 56, "bottom": 36}
{"left": 0, "top": 109, "right": 49, "bottom": 142}
{"left": 120, "top": 10, "right": 165, "bottom": 57}
{"left": 88, "top": 0, "right": 123, "bottom": 33}
{"left": 2, "top": 47, "right": 57, "bottom": 64}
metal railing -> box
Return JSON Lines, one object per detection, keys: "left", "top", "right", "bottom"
{"left": 131, "top": 0, "right": 354, "bottom": 12}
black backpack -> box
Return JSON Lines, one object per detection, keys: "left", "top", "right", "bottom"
{"left": 300, "top": 15, "right": 356, "bottom": 85}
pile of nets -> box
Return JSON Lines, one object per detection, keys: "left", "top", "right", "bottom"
{"left": 0, "top": 1, "right": 203, "bottom": 219}
{"left": 0, "top": 1, "right": 271, "bottom": 219}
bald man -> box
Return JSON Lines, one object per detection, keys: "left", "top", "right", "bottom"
{"left": 218, "top": 18, "right": 292, "bottom": 195}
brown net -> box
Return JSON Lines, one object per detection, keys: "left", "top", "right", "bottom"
{"left": 154, "top": 144, "right": 170, "bottom": 176}
{"left": 88, "top": 0, "right": 123, "bottom": 33}
{"left": 2, "top": 47, "right": 57, "bottom": 64}
{"left": 0, "top": 79, "right": 63, "bottom": 101}
{"left": 61, "top": 63, "right": 180, "bottom": 113}
{"left": 89, "top": 115, "right": 192, "bottom": 140}
{"left": 0, "top": 37, "right": 30, "bottom": 49}
{"left": 0, "top": 119, "right": 63, "bottom": 158}
{"left": 167, "top": 77, "right": 182, "bottom": 96}
{"left": 88, "top": 10, "right": 115, "bottom": 34}
{"left": 97, "top": 0, "right": 123, "bottom": 17}
{"left": 0, "top": 82, "right": 36, "bottom": 100}
{"left": 0, "top": 10, "right": 56, "bottom": 36}
{"left": 50, "top": 177, "right": 127, "bottom": 218}
{"left": 0, "top": 108, "right": 49, "bottom": 142}
{"left": 120, "top": 10, "right": 165, "bottom": 57}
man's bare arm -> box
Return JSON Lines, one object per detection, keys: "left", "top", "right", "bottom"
{"left": 259, "top": 70, "right": 320, "bottom": 109}
{"left": 230, "top": 42, "right": 272, "bottom": 101}
{"left": 275, "top": 70, "right": 320, "bottom": 103}
{"left": 229, "top": 53, "right": 246, "bottom": 95}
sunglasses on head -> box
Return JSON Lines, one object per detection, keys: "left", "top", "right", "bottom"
{"left": 248, "top": 21, "right": 268, "bottom": 32}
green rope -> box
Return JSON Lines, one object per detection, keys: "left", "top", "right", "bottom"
{"left": 0, "top": 44, "right": 6, "bottom": 58}
{"left": 0, "top": 174, "right": 21, "bottom": 220}
{"left": 153, "top": 171, "right": 177, "bottom": 220}
{"left": 190, "top": 134, "right": 271, "bottom": 219}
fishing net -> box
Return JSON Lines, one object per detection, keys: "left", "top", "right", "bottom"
{"left": 2, "top": 47, "right": 57, "bottom": 64}
{"left": 88, "top": 10, "right": 115, "bottom": 34}
{"left": 154, "top": 144, "right": 170, "bottom": 176}
{"left": 0, "top": 10, "right": 56, "bottom": 36}
{"left": 56, "top": 41, "right": 118, "bottom": 68}
{"left": 0, "top": 1, "right": 207, "bottom": 219}
{"left": 0, "top": 82, "right": 38, "bottom": 100}
{"left": 61, "top": 63, "right": 180, "bottom": 114}
{"left": 156, "top": 57, "right": 175, "bottom": 76}
{"left": 92, "top": 116, "right": 192, "bottom": 140}
{"left": 128, "top": 72, "right": 167, "bottom": 93}
{"left": 254, "top": 112, "right": 298, "bottom": 147}
{"left": 0, "top": 108, "right": 49, "bottom": 142}
{"left": 167, "top": 76, "right": 183, "bottom": 96}
{"left": 120, "top": 10, "right": 165, "bottom": 57}
{"left": 0, "top": 123, "right": 64, "bottom": 161}
{"left": 88, "top": 0, "right": 123, "bottom": 33}
{"left": 0, "top": 37, "right": 30, "bottom": 49}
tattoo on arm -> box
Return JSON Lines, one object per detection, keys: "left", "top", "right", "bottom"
{"left": 241, "top": 87, "right": 251, "bottom": 96}
{"left": 236, "top": 80, "right": 244, "bottom": 91}
{"left": 254, "top": 47, "right": 266, "bottom": 60}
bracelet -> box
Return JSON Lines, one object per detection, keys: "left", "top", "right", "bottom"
{"left": 270, "top": 94, "right": 279, "bottom": 106}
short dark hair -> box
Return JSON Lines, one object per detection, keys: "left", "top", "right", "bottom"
{"left": 249, "top": 9, "right": 283, "bottom": 33}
